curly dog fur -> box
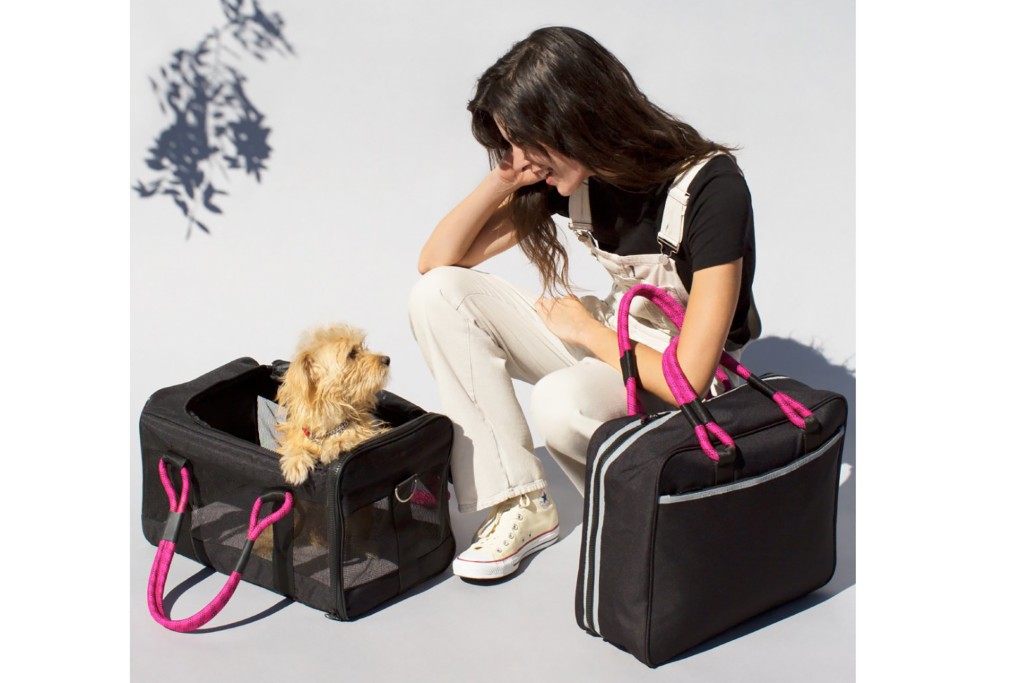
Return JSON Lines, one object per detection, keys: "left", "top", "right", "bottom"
{"left": 275, "top": 323, "right": 391, "bottom": 486}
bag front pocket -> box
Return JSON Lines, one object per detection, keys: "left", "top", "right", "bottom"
{"left": 646, "top": 427, "right": 844, "bottom": 665}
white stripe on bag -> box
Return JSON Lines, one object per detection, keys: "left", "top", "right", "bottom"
{"left": 584, "top": 412, "right": 675, "bottom": 634}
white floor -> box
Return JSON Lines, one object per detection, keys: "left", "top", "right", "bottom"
{"left": 130, "top": 441, "right": 855, "bottom": 682}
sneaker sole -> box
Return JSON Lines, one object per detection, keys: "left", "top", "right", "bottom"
{"left": 452, "top": 526, "right": 560, "bottom": 580}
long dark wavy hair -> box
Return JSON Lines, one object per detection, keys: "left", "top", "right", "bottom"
{"left": 468, "top": 26, "right": 735, "bottom": 294}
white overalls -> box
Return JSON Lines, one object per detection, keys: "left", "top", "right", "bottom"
{"left": 408, "top": 154, "right": 757, "bottom": 511}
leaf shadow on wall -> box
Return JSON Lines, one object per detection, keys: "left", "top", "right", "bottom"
{"left": 133, "top": 0, "right": 294, "bottom": 237}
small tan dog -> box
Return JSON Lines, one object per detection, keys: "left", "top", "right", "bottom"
{"left": 275, "top": 323, "right": 392, "bottom": 486}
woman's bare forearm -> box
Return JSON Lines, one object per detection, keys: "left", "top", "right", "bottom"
{"left": 418, "top": 171, "right": 517, "bottom": 273}
{"left": 576, "top": 323, "right": 703, "bottom": 406}
{"left": 571, "top": 261, "right": 743, "bottom": 403}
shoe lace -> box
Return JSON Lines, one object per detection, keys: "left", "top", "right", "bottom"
{"left": 470, "top": 495, "right": 529, "bottom": 551}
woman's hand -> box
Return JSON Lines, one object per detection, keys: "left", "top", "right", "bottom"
{"left": 535, "top": 261, "right": 743, "bottom": 406}
{"left": 535, "top": 295, "right": 600, "bottom": 346}
{"left": 492, "top": 146, "right": 549, "bottom": 191}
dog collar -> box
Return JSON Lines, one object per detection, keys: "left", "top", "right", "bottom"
{"left": 302, "top": 420, "right": 350, "bottom": 443}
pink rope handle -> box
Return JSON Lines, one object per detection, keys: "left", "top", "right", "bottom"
{"left": 616, "top": 284, "right": 814, "bottom": 429}
{"left": 616, "top": 284, "right": 685, "bottom": 416}
{"left": 147, "top": 460, "right": 294, "bottom": 632}
{"left": 716, "top": 352, "right": 816, "bottom": 429}
{"left": 663, "top": 336, "right": 736, "bottom": 462}
{"left": 616, "top": 284, "right": 732, "bottom": 412}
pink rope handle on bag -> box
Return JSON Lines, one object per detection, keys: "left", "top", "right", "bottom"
{"left": 615, "top": 284, "right": 819, "bottom": 481}
{"left": 616, "top": 284, "right": 685, "bottom": 416}
{"left": 615, "top": 284, "right": 816, "bottom": 429}
{"left": 615, "top": 285, "right": 730, "bottom": 411}
{"left": 716, "top": 353, "right": 817, "bottom": 430}
{"left": 147, "top": 459, "right": 293, "bottom": 632}
{"left": 662, "top": 335, "right": 736, "bottom": 464}
{"left": 614, "top": 285, "right": 737, "bottom": 478}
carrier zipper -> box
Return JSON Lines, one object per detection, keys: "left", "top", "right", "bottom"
{"left": 325, "top": 456, "right": 346, "bottom": 621}
{"left": 656, "top": 427, "right": 844, "bottom": 505}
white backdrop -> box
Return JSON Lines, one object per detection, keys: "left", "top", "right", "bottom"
{"left": 131, "top": 0, "right": 853, "bottom": 421}
{"left": 130, "top": 1, "right": 854, "bottom": 678}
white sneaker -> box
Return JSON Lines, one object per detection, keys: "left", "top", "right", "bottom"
{"left": 453, "top": 491, "right": 559, "bottom": 580}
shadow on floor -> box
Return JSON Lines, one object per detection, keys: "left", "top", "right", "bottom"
{"left": 159, "top": 566, "right": 295, "bottom": 633}
{"left": 743, "top": 336, "right": 857, "bottom": 598}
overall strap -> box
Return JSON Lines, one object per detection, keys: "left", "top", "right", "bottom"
{"left": 567, "top": 153, "right": 725, "bottom": 255}
{"left": 657, "top": 152, "right": 725, "bottom": 257}
{"left": 567, "top": 179, "right": 597, "bottom": 247}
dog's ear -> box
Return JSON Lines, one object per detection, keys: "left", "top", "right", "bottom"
{"left": 280, "top": 348, "right": 320, "bottom": 407}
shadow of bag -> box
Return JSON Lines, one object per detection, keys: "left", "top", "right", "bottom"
{"left": 576, "top": 284, "right": 848, "bottom": 666}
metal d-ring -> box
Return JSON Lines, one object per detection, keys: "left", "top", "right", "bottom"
{"left": 394, "top": 475, "right": 420, "bottom": 504}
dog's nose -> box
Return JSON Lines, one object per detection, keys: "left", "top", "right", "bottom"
{"left": 381, "top": 356, "right": 391, "bottom": 366}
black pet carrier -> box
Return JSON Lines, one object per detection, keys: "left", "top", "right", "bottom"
{"left": 140, "top": 357, "right": 455, "bottom": 629}
{"left": 576, "top": 284, "right": 847, "bottom": 666}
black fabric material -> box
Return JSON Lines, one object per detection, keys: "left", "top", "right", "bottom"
{"left": 548, "top": 155, "right": 756, "bottom": 345}
{"left": 648, "top": 437, "right": 841, "bottom": 664}
{"left": 393, "top": 500, "right": 417, "bottom": 591}
{"left": 268, "top": 495, "right": 296, "bottom": 597}
{"left": 678, "top": 401, "right": 703, "bottom": 430}
{"left": 619, "top": 349, "right": 639, "bottom": 387}
{"left": 575, "top": 375, "right": 848, "bottom": 667}
{"left": 713, "top": 445, "right": 738, "bottom": 485}
{"left": 139, "top": 357, "right": 455, "bottom": 620}
{"left": 161, "top": 512, "right": 184, "bottom": 543}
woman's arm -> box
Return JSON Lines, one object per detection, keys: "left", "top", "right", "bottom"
{"left": 418, "top": 173, "right": 517, "bottom": 273}
{"left": 418, "top": 148, "right": 547, "bottom": 274}
{"left": 538, "top": 258, "right": 743, "bottom": 403}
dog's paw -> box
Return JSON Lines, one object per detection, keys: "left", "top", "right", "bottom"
{"left": 280, "top": 452, "right": 315, "bottom": 486}
{"left": 318, "top": 449, "right": 341, "bottom": 467}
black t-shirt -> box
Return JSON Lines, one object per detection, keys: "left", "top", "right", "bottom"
{"left": 546, "top": 154, "right": 756, "bottom": 345}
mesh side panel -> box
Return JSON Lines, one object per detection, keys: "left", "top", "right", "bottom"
{"left": 398, "top": 468, "right": 447, "bottom": 559}
{"left": 192, "top": 501, "right": 247, "bottom": 550}
{"left": 409, "top": 479, "right": 442, "bottom": 525}
{"left": 190, "top": 498, "right": 336, "bottom": 611}
{"left": 285, "top": 500, "right": 331, "bottom": 586}
{"left": 343, "top": 497, "right": 399, "bottom": 587}
{"left": 189, "top": 502, "right": 251, "bottom": 584}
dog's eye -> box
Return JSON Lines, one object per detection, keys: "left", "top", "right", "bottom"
{"left": 348, "top": 348, "right": 359, "bottom": 360}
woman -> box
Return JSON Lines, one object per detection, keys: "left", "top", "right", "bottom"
{"left": 409, "top": 26, "right": 758, "bottom": 580}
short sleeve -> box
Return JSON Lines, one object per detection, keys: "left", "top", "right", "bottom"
{"left": 681, "top": 167, "right": 752, "bottom": 272}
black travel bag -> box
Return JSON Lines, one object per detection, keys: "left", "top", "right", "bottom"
{"left": 575, "top": 285, "right": 847, "bottom": 666}
{"left": 140, "top": 357, "right": 455, "bottom": 627}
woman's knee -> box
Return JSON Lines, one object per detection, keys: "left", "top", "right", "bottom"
{"left": 408, "top": 266, "right": 480, "bottom": 323}
{"left": 531, "top": 373, "right": 574, "bottom": 450}
{"left": 530, "top": 366, "right": 619, "bottom": 455}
